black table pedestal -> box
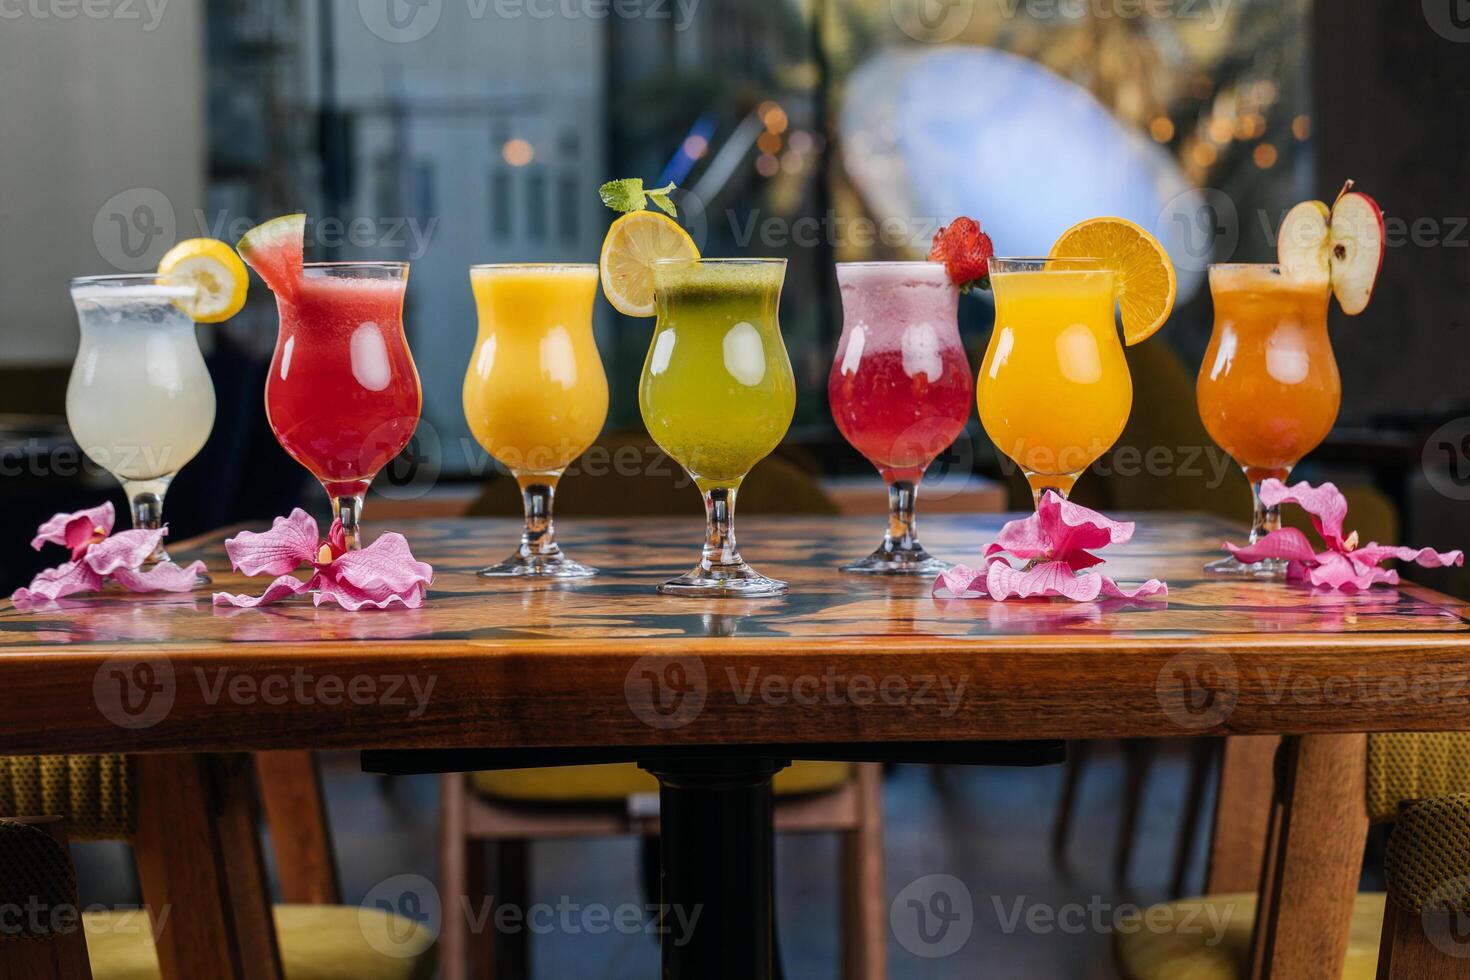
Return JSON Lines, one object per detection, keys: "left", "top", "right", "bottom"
{"left": 641, "top": 757, "right": 789, "bottom": 980}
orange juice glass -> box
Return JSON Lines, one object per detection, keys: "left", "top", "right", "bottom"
{"left": 978, "top": 257, "right": 1129, "bottom": 507}
{"left": 1197, "top": 263, "right": 1340, "bottom": 577}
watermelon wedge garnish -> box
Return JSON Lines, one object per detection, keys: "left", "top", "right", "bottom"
{"left": 236, "top": 213, "right": 305, "bottom": 302}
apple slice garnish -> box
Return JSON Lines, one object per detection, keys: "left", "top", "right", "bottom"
{"left": 1327, "top": 183, "right": 1385, "bottom": 315}
{"left": 1276, "top": 179, "right": 1386, "bottom": 315}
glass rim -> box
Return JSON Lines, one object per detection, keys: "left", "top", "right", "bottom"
{"left": 648, "top": 257, "right": 788, "bottom": 267}
{"left": 69, "top": 273, "right": 190, "bottom": 288}
{"left": 836, "top": 260, "right": 949, "bottom": 271}
{"left": 1209, "top": 262, "right": 1283, "bottom": 272}
{"left": 303, "top": 261, "right": 409, "bottom": 272}
{"left": 469, "top": 262, "right": 598, "bottom": 273}
{"left": 989, "top": 256, "right": 1107, "bottom": 266}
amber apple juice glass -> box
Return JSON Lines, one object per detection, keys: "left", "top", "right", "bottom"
{"left": 1197, "top": 263, "right": 1340, "bottom": 577}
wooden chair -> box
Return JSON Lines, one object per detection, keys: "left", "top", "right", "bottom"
{"left": 1045, "top": 340, "right": 1401, "bottom": 893}
{"left": 1111, "top": 733, "right": 1470, "bottom": 979}
{"left": 0, "top": 817, "right": 94, "bottom": 979}
{"left": 440, "top": 762, "right": 885, "bottom": 979}
{"left": 450, "top": 438, "right": 881, "bottom": 977}
{"left": 0, "top": 753, "right": 435, "bottom": 979}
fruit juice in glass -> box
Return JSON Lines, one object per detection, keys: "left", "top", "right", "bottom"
{"left": 978, "top": 257, "right": 1128, "bottom": 505}
{"left": 829, "top": 262, "right": 972, "bottom": 574}
{"left": 640, "top": 258, "right": 795, "bottom": 596}
{"left": 265, "top": 262, "right": 421, "bottom": 548}
{"left": 1198, "top": 263, "right": 1340, "bottom": 577}
{"left": 464, "top": 264, "right": 608, "bottom": 577}
{"left": 67, "top": 274, "right": 215, "bottom": 571}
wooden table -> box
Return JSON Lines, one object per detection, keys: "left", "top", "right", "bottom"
{"left": 2, "top": 513, "right": 1469, "bottom": 979}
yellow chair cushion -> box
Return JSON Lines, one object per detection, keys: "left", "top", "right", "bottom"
{"left": 83, "top": 904, "right": 436, "bottom": 980}
{"left": 1113, "top": 892, "right": 1384, "bottom": 980}
{"left": 471, "top": 761, "right": 855, "bottom": 802}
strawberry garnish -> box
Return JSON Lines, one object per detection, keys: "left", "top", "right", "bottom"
{"left": 929, "top": 217, "right": 994, "bottom": 292}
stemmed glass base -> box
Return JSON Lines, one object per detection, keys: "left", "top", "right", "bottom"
{"left": 1203, "top": 554, "right": 1289, "bottom": 579}
{"left": 660, "top": 484, "right": 786, "bottom": 598}
{"left": 479, "top": 481, "right": 597, "bottom": 580}
{"left": 123, "top": 478, "right": 211, "bottom": 585}
{"left": 840, "top": 479, "right": 947, "bottom": 576}
{"left": 1203, "top": 467, "right": 1291, "bottom": 581}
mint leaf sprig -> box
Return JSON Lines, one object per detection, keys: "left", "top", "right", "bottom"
{"left": 599, "top": 178, "right": 679, "bottom": 217}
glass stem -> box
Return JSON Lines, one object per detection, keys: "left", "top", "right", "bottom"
{"left": 332, "top": 494, "right": 365, "bottom": 551}
{"left": 701, "top": 485, "right": 741, "bottom": 569}
{"left": 885, "top": 480, "right": 919, "bottom": 552}
{"left": 122, "top": 480, "right": 171, "bottom": 564}
{"left": 1248, "top": 480, "right": 1281, "bottom": 545}
{"left": 519, "top": 483, "right": 563, "bottom": 559}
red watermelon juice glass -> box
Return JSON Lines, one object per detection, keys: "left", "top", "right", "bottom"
{"left": 239, "top": 215, "right": 422, "bottom": 549}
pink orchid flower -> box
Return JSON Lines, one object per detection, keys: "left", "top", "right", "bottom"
{"left": 1226, "top": 480, "right": 1463, "bottom": 590}
{"left": 11, "top": 502, "right": 206, "bottom": 606}
{"left": 213, "top": 509, "right": 433, "bottom": 611}
{"left": 933, "top": 491, "right": 1168, "bottom": 602}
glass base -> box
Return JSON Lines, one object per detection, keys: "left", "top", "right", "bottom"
{"left": 659, "top": 560, "right": 787, "bottom": 598}
{"left": 478, "top": 553, "right": 597, "bottom": 579}
{"left": 841, "top": 545, "right": 949, "bottom": 576}
{"left": 1203, "top": 554, "right": 1288, "bottom": 580}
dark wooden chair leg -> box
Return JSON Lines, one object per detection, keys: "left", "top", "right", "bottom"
{"left": 1377, "top": 899, "right": 1470, "bottom": 979}
{"left": 1169, "top": 737, "right": 1220, "bottom": 897}
{"left": 255, "top": 751, "right": 340, "bottom": 905}
{"left": 0, "top": 817, "right": 93, "bottom": 980}
{"left": 1114, "top": 739, "right": 1156, "bottom": 886}
{"left": 1207, "top": 735, "right": 1282, "bottom": 895}
{"left": 134, "top": 753, "right": 284, "bottom": 980}
{"left": 841, "top": 763, "right": 886, "bottom": 980}
{"left": 1247, "top": 734, "right": 1368, "bottom": 980}
{"left": 492, "top": 840, "right": 529, "bottom": 980}
{"left": 1051, "top": 740, "right": 1090, "bottom": 862}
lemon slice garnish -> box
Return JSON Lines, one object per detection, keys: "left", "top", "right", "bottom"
{"left": 598, "top": 211, "right": 700, "bottom": 317}
{"left": 157, "top": 238, "right": 249, "bottom": 323}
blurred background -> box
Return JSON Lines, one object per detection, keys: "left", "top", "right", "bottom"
{"left": 2, "top": 0, "right": 1469, "bottom": 976}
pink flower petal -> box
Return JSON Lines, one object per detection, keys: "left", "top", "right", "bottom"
{"left": 932, "top": 564, "right": 990, "bottom": 598}
{"left": 990, "top": 492, "right": 1132, "bottom": 570}
{"left": 327, "top": 533, "right": 434, "bottom": 596}
{"left": 1097, "top": 575, "right": 1169, "bottom": 600}
{"left": 224, "top": 509, "right": 319, "bottom": 577}
{"left": 313, "top": 571, "right": 428, "bottom": 611}
{"left": 112, "top": 561, "right": 208, "bottom": 594}
{"left": 326, "top": 519, "right": 349, "bottom": 560}
{"left": 83, "top": 528, "right": 166, "bottom": 576}
{"left": 1260, "top": 479, "right": 1349, "bottom": 549}
{"left": 212, "top": 575, "right": 312, "bottom": 608}
{"left": 11, "top": 561, "right": 105, "bottom": 606}
{"left": 1351, "top": 544, "right": 1465, "bottom": 570}
{"left": 1224, "top": 527, "right": 1321, "bottom": 565}
{"left": 1301, "top": 552, "right": 1398, "bottom": 591}
{"left": 986, "top": 560, "right": 1105, "bottom": 601}
{"left": 31, "top": 503, "right": 115, "bottom": 556}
